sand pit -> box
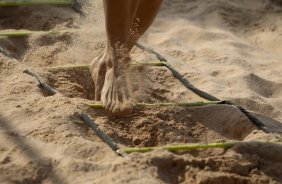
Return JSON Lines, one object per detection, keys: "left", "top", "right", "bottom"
{"left": 1, "top": 1, "right": 282, "bottom": 184}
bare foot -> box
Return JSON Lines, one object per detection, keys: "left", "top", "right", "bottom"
{"left": 90, "top": 53, "right": 108, "bottom": 101}
{"left": 101, "top": 54, "right": 133, "bottom": 115}
{"left": 90, "top": 52, "right": 133, "bottom": 115}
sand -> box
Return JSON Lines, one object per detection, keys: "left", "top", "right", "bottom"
{"left": 1, "top": 0, "right": 282, "bottom": 183}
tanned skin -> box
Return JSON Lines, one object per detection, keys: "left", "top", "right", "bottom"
{"left": 90, "top": 0, "right": 163, "bottom": 115}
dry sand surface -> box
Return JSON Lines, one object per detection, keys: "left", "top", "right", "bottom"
{"left": 1, "top": 0, "right": 282, "bottom": 183}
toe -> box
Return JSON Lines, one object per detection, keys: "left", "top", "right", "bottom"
{"left": 113, "top": 101, "right": 133, "bottom": 116}
{"left": 105, "top": 101, "right": 111, "bottom": 111}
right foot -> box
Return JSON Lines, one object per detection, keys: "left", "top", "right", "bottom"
{"left": 90, "top": 51, "right": 133, "bottom": 116}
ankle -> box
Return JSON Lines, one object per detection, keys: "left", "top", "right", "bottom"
{"left": 106, "top": 46, "right": 131, "bottom": 67}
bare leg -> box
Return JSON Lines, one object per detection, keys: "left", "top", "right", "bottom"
{"left": 90, "top": 0, "right": 140, "bottom": 115}
{"left": 90, "top": 0, "right": 162, "bottom": 115}
{"left": 128, "top": 0, "right": 163, "bottom": 50}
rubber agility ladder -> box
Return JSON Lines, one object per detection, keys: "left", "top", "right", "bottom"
{"left": 5, "top": 1, "right": 272, "bottom": 155}
{"left": 23, "top": 56, "right": 272, "bottom": 156}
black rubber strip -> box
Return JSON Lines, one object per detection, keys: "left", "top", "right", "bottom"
{"left": 136, "top": 43, "right": 167, "bottom": 62}
{"left": 80, "top": 112, "right": 123, "bottom": 155}
{"left": 23, "top": 69, "right": 58, "bottom": 96}
{"left": 219, "top": 101, "right": 270, "bottom": 133}
{"left": 237, "top": 105, "right": 270, "bottom": 133}
{"left": 163, "top": 62, "right": 220, "bottom": 101}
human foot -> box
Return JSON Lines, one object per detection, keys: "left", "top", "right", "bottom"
{"left": 101, "top": 53, "right": 133, "bottom": 116}
{"left": 90, "top": 51, "right": 133, "bottom": 115}
{"left": 90, "top": 53, "right": 108, "bottom": 101}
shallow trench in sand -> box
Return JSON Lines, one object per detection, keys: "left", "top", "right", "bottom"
{"left": 36, "top": 66, "right": 258, "bottom": 147}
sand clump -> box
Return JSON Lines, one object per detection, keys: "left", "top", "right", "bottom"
{"left": 1, "top": 0, "right": 282, "bottom": 184}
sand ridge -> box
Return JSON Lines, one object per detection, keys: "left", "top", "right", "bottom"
{"left": 1, "top": 0, "right": 282, "bottom": 183}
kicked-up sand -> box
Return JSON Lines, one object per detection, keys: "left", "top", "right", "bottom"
{"left": 1, "top": 0, "right": 282, "bottom": 183}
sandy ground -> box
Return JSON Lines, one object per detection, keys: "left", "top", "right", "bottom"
{"left": 1, "top": 0, "right": 282, "bottom": 183}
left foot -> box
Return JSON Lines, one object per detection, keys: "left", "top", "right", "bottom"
{"left": 90, "top": 52, "right": 108, "bottom": 101}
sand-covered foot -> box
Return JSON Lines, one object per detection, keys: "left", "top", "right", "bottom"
{"left": 90, "top": 53, "right": 108, "bottom": 101}
{"left": 101, "top": 56, "right": 133, "bottom": 116}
